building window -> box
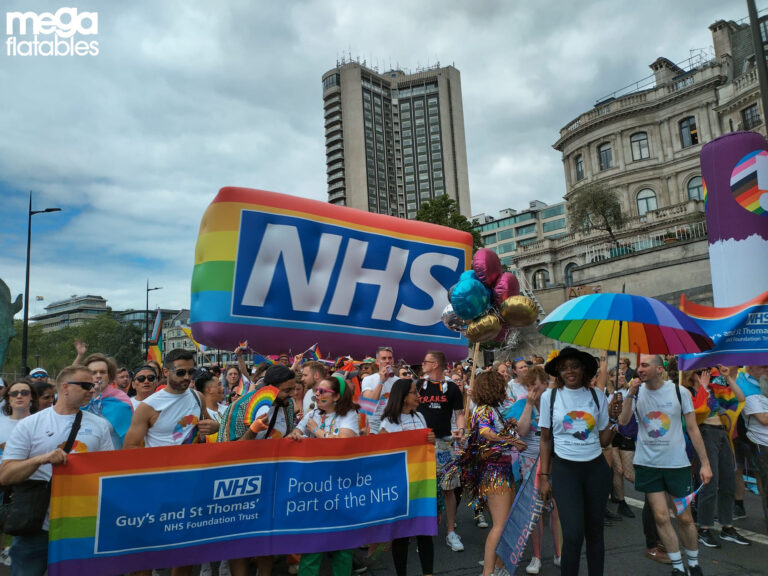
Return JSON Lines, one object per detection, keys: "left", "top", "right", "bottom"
{"left": 630, "top": 132, "right": 650, "bottom": 160}
{"left": 679, "top": 116, "right": 698, "bottom": 148}
{"left": 533, "top": 269, "right": 550, "bottom": 290}
{"left": 541, "top": 204, "right": 565, "bottom": 219}
{"left": 516, "top": 223, "right": 536, "bottom": 236}
{"left": 497, "top": 228, "right": 515, "bottom": 241}
{"left": 687, "top": 176, "right": 703, "bottom": 201}
{"left": 636, "top": 188, "right": 658, "bottom": 215}
{"left": 743, "top": 104, "right": 761, "bottom": 130}
{"left": 497, "top": 241, "right": 516, "bottom": 254}
{"left": 598, "top": 143, "right": 613, "bottom": 170}
{"left": 575, "top": 155, "right": 584, "bottom": 181}
{"left": 542, "top": 218, "right": 566, "bottom": 233}
{"left": 564, "top": 263, "right": 578, "bottom": 287}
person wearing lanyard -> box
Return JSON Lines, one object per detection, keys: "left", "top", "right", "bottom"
{"left": 379, "top": 378, "right": 436, "bottom": 576}
{"left": 289, "top": 374, "right": 359, "bottom": 576}
{"left": 517, "top": 365, "right": 561, "bottom": 575}
{"left": 538, "top": 347, "right": 622, "bottom": 576}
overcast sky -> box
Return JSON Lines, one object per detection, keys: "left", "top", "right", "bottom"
{"left": 0, "top": 0, "right": 747, "bottom": 316}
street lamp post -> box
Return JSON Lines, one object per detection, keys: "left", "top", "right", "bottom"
{"left": 145, "top": 280, "right": 162, "bottom": 358}
{"left": 21, "top": 192, "right": 61, "bottom": 375}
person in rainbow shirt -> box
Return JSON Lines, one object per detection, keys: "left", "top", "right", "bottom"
{"left": 618, "top": 354, "right": 712, "bottom": 576}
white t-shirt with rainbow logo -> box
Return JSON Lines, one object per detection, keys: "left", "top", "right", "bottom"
{"left": 632, "top": 380, "right": 694, "bottom": 468}
{"left": 540, "top": 386, "right": 608, "bottom": 462}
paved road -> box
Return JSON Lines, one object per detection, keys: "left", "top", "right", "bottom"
{"left": 1, "top": 487, "right": 764, "bottom": 575}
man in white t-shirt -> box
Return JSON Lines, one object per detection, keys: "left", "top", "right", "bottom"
{"left": 0, "top": 364, "right": 114, "bottom": 575}
{"left": 618, "top": 354, "right": 712, "bottom": 576}
{"left": 361, "top": 346, "right": 398, "bottom": 434}
{"left": 742, "top": 373, "right": 768, "bottom": 532}
{"left": 300, "top": 361, "right": 327, "bottom": 416}
{"left": 124, "top": 349, "right": 219, "bottom": 449}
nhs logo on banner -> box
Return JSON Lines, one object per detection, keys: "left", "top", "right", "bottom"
{"left": 190, "top": 188, "right": 472, "bottom": 361}
{"left": 232, "top": 211, "right": 462, "bottom": 336}
{"left": 213, "top": 475, "right": 262, "bottom": 500}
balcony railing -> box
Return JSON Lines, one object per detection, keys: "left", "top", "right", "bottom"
{"left": 583, "top": 220, "right": 707, "bottom": 263}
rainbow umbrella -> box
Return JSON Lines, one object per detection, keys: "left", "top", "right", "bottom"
{"left": 538, "top": 293, "right": 714, "bottom": 355}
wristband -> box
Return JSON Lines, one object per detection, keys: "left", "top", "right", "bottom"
{"left": 249, "top": 418, "right": 267, "bottom": 434}
{"left": 538, "top": 473, "right": 551, "bottom": 477}
{"left": 608, "top": 418, "right": 618, "bottom": 424}
{"left": 626, "top": 395, "right": 637, "bottom": 400}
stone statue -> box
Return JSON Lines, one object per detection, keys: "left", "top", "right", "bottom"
{"left": 0, "top": 279, "right": 23, "bottom": 370}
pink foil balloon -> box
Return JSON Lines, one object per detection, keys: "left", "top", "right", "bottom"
{"left": 493, "top": 272, "right": 520, "bottom": 306}
{"left": 472, "top": 248, "right": 502, "bottom": 287}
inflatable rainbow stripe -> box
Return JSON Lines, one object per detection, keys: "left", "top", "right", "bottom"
{"left": 191, "top": 187, "right": 472, "bottom": 361}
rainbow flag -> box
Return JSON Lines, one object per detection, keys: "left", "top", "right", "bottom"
{"left": 48, "top": 431, "right": 436, "bottom": 576}
{"left": 311, "top": 344, "right": 321, "bottom": 361}
{"left": 709, "top": 380, "right": 744, "bottom": 438}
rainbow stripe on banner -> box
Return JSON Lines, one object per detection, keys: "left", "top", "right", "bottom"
{"left": 190, "top": 187, "right": 471, "bottom": 362}
{"left": 678, "top": 290, "right": 768, "bottom": 370}
{"left": 48, "top": 431, "right": 436, "bottom": 576}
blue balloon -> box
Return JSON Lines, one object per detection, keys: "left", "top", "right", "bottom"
{"left": 450, "top": 270, "right": 490, "bottom": 321}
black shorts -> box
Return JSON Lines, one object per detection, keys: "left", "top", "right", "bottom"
{"left": 611, "top": 433, "right": 635, "bottom": 451}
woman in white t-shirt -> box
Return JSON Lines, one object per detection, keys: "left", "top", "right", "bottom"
{"left": 0, "top": 378, "right": 38, "bottom": 565}
{"left": 289, "top": 374, "right": 359, "bottom": 576}
{"left": 379, "top": 378, "right": 436, "bottom": 576}
{"left": 538, "top": 347, "right": 622, "bottom": 576}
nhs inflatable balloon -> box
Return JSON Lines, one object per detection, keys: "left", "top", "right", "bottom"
{"left": 191, "top": 187, "right": 473, "bottom": 362}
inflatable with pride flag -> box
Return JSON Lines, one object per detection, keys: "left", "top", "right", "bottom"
{"left": 678, "top": 131, "right": 768, "bottom": 370}
{"left": 191, "top": 187, "right": 472, "bottom": 361}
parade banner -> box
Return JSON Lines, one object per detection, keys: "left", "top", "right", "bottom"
{"left": 191, "top": 187, "right": 472, "bottom": 361}
{"left": 701, "top": 132, "right": 768, "bottom": 307}
{"left": 48, "top": 431, "right": 436, "bottom": 576}
{"left": 496, "top": 457, "right": 544, "bottom": 573}
{"left": 678, "top": 290, "right": 768, "bottom": 370}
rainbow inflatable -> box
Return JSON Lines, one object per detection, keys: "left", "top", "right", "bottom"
{"left": 191, "top": 187, "right": 472, "bottom": 361}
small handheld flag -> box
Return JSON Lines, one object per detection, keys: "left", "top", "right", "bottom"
{"left": 357, "top": 396, "right": 379, "bottom": 417}
{"left": 673, "top": 484, "right": 703, "bottom": 515}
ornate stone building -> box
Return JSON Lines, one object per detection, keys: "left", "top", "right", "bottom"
{"left": 515, "top": 16, "right": 764, "bottom": 322}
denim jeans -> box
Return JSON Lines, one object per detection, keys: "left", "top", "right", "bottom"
{"left": 10, "top": 530, "right": 48, "bottom": 576}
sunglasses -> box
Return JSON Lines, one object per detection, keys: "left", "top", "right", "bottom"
{"left": 172, "top": 368, "right": 196, "bottom": 377}
{"left": 30, "top": 373, "right": 48, "bottom": 379}
{"left": 315, "top": 387, "right": 335, "bottom": 396}
{"left": 135, "top": 374, "right": 157, "bottom": 383}
{"left": 9, "top": 389, "right": 31, "bottom": 398}
{"left": 68, "top": 381, "right": 96, "bottom": 391}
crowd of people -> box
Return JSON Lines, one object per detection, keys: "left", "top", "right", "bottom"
{"left": 0, "top": 339, "right": 766, "bottom": 576}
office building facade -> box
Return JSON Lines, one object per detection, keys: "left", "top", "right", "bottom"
{"left": 322, "top": 61, "right": 471, "bottom": 218}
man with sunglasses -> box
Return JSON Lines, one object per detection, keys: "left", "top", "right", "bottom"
{"left": 0, "top": 365, "right": 113, "bottom": 574}
{"left": 361, "top": 346, "right": 399, "bottom": 434}
{"left": 28, "top": 367, "right": 49, "bottom": 384}
{"left": 124, "top": 349, "right": 218, "bottom": 449}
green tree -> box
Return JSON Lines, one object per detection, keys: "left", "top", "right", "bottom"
{"left": 567, "top": 183, "right": 625, "bottom": 247}
{"left": 415, "top": 195, "right": 484, "bottom": 250}
{"left": 2, "top": 313, "right": 143, "bottom": 378}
